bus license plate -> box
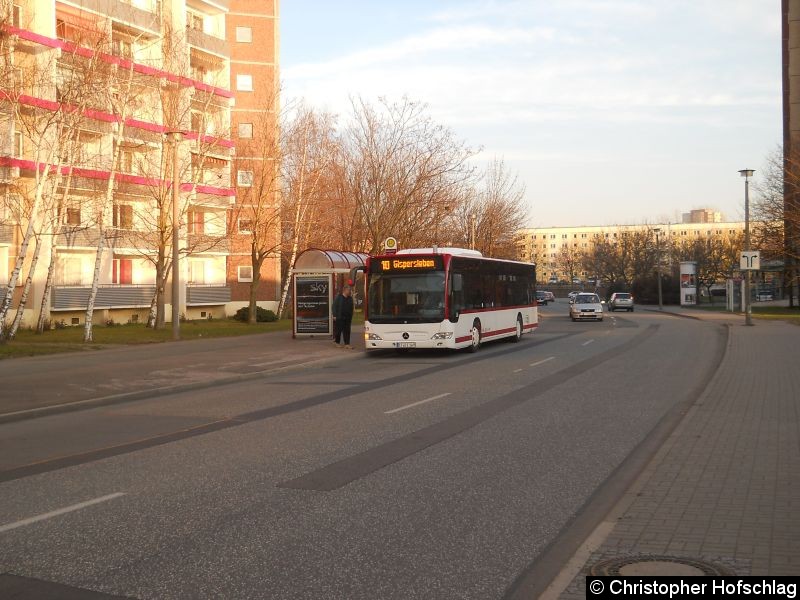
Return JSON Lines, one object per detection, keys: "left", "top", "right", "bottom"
{"left": 394, "top": 342, "right": 416, "bottom": 348}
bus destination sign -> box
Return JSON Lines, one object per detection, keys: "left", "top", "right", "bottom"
{"left": 374, "top": 256, "right": 443, "bottom": 273}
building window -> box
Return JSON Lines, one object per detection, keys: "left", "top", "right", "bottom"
{"left": 188, "top": 260, "right": 206, "bottom": 284}
{"left": 111, "top": 36, "right": 133, "bottom": 59}
{"left": 12, "top": 4, "right": 21, "bottom": 27}
{"left": 66, "top": 207, "right": 81, "bottom": 226}
{"left": 237, "top": 170, "right": 253, "bottom": 187}
{"left": 236, "top": 74, "right": 253, "bottom": 91}
{"left": 187, "top": 11, "right": 204, "bottom": 32}
{"left": 187, "top": 210, "right": 205, "bottom": 234}
{"left": 238, "top": 265, "right": 253, "bottom": 282}
{"left": 13, "top": 131, "right": 22, "bottom": 156}
{"left": 112, "top": 258, "right": 133, "bottom": 284}
{"left": 238, "top": 218, "right": 252, "bottom": 233}
{"left": 113, "top": 204, "right": 133, "bottom": 229}
{"left": 235, "top": 26, "right": 252, "bottom": 43}
{"left": 61, "top": 257, "right": 83, "bottom": 285}
{"left": 238, "top": 122, "right": 254, "bottom": 139}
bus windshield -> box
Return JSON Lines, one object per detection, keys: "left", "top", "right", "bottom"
{"left": 367, "top": 271, "right": 446, "bottom": 322}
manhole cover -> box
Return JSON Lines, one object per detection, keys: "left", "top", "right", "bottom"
{"left": 590, "top": 555, "right": 734, "bottom": 576}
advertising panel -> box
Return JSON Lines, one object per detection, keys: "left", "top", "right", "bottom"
{"left": 680, "top": 261, "right": 697, "bottom": 306}
{"left": 294, "top": 274, "right": 331, "bottom": 335}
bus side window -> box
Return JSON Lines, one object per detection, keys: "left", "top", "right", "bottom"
{"left": 450, "top": 273, "right": 463, "bottom": 320}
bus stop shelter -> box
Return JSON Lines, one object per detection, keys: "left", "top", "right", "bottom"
{"left": 292, "top": 249, "right": 368, "bottom": 338}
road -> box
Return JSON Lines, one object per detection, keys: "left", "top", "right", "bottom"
{"left": 0, "top": 302, "right": 727, "bottom": 599}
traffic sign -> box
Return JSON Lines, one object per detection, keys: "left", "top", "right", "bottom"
{"left": 740, "top": 251, "right": 760, "bottom": 271}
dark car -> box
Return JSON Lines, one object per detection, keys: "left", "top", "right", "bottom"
{"left": 535, "top": 290, "right": 549, "bottom": 305}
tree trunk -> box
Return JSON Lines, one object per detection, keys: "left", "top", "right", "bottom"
{"left": 248, "top": 246, "right": 263, "bottom": 324}
{"left": 155, "top": 245, "right": 167, "bottom": 329}
{"left": 0, "top": 164, "right": 53, "bottom": 341}
{"left": 147, "top": 289, "right": 158, "bottom": 328}
{"left": 9, "top": 234, "right": 43, "bottom": 339}
{"left": 36, "top": 240, "right": 58, "bottom": 333}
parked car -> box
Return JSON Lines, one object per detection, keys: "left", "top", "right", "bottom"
{"left": 570, "top": 293, "right": 604, "bottom": 321}
{"left": 572, "top": 277, "right": 582, "bottom": 284}
{"left": 568, "top": 290, "right": 580, "bottom": 302}
{"left": 535, "top": 290, "right": 549, "bottom": 305}
{"left": 608, "top": 292, "right": 634, "bottom": 312}
{"left": 544, "top": 290, "right": 555, "bottom": 302}
{"left": 548, "top": 277, "right": 558, "bottom": 284}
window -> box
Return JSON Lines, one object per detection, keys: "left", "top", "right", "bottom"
{"left": 188, "top": 260, "right": 206, "bottom": 284}
{"left": 238, "top": 265, "right": 253, "bottom": 282}
{"left": 237, "top": 170, "right": 253, "bottom": 187}
{"left": 113, "top": 204, "right": 133, "bottom": 229}
{"left": 12, "top": 4, "right": 21, "bottom": 27}
{"left": 235, "top": 26, "right": 252, "bottom": 43}
{"left": 238, "top": 218, "right": 252, "bottom": 233}
{"left": 61, "top": 257, "right": 83, "bottom": 285}
{"left": 111, "top": 37, "right": 133, "bottom": 59}
{"left": 112, "top": 258, "right": 133, "bottom": 284}
{"left": 14, "top": 131, "right": 22, "bottom": 156}
{"left": 236, "top": 74, "right": 253, "bottom": 91}
{"left": 187, "top": 11, "right": 204, "bottom": 32}
{"left": 187, "top": 210, "right": 205, "bottom": 234}
{"left": 550, "top": 234, "right": 555, "bottom": 239}
{"left": 238, "top": 122, "right": 254, "bottom": 139}
{"left": 66, "top": 207, "right": 81, "bottom": 226}
{"left": 119, "top": 148, "right": 134, "bottom": 174}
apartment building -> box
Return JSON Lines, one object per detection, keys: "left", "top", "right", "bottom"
{"left": 0, "top": 0, "right": 279, "bottom": 327}
{"left": 517, "top": 220, "right": 745, "bottom": 282}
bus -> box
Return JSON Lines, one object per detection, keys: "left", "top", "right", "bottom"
{"left": 363, "top": 247, "right": 538, "bottom": 352}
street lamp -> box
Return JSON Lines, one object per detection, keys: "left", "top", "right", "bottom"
{"left": 167, "top": 131, "right": 184, "bottom": 340}
{"left": 739, "top": 169, "right": 755, "bottom": 326}
{"left": 470, "top": 212, "right": 476, "bottom": 250}
{"left": 653, "top": 227, "right": 663, "bottom": 311}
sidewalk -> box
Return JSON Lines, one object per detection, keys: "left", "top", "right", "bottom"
{"left": 553, "top": 308, "right": 800, "bottom": 595}
{"left": 0, "top": 327, "right": 364, "bottom": 423}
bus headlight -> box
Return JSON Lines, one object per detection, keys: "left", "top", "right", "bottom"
{"left": 366, "top": 333, "right": 383, "bottom": 340}
{"left": 431, "top": 332, "right": 453, "bottom": 339}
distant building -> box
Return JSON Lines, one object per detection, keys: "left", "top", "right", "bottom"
{"left": 517, "top": 221, "right": 744, "bottom": 282}
{"left": 681, "top": 209, "right": 724, "bottom": 224}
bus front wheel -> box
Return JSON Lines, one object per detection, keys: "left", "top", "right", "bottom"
{"left": 468, "top": 319, "right": 481, "bottom": 353}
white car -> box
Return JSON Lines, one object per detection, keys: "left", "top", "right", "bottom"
{"left": 608, "top": 292, "right": 634, "bottom": 312}
{"left": 570, "top": 293, "right": 603, "bottom": 321}
{"left": 568, "top": 291, "right": 580, "bottom": 301}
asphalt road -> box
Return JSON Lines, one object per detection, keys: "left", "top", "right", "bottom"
{"left": 0, "top": 302, "right": 727, "bottom": 599}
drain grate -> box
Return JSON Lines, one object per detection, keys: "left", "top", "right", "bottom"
{"left": 590, "top": 555, "right": 735, "bottom": 577}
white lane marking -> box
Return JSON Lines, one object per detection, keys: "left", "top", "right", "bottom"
{"left": 385, "top": 393, "right": 452, "bottom": 415}
{"left": 0, "top": 493, "right": 126, "bottom": 533}
{"left": 513, "top": 368, "right": 523, "bottom": 373}
{"left": 530, "top": 356, "right": 555, "bottom": 367}
{"left": 582, "top": 339, "right": 595, "bottom": 346}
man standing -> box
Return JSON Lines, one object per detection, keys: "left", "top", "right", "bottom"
{"left": 332, "top": 284, "right": 354, "bottom": 349}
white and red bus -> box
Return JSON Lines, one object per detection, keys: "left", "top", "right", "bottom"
{"left": 363, "top": 248, "right": 538, "bottom": 352}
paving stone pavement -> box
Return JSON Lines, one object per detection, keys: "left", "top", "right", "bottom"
{"left": 558, "top": 315, "right": 800, "bottom": 598}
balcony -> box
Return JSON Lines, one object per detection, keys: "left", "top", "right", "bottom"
{"left": 75, "top": 0, "right": 161, "bottom": 34}
{"left": 52, "top": 284, "right": 156, "bottom": 310}
{"left": 187, "top": 28, "right": 228, "bottom": 58}
{"left": 0, "top": 224, "right": 14, "bottom": 244}
{"left": 186, "top": 285, "right": 230, "bottom": 305}
{"left": 187, "top": 233, "right": 229, "bottom": 253}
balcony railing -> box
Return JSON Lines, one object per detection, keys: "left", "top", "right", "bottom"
{"left": 186, "top": 285, "right": 230, "bottom": 305}
{"left": 187, "top": 233, "right": 229, "bottom": 253}
{"left": 76, "top": 0, "right": 160, "bottom": 34}
{"left": 0, "top": 223, "right": 14, "bottom": 244}
{"left": 186, "top": 27, "right": 228, "bottom": 58}
{"left": 52, "top": 284, "right": 156, "bottom": 310}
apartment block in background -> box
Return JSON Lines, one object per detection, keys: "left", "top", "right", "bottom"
{"left": 1, "top": 0, "right": 279, "bottom": 327}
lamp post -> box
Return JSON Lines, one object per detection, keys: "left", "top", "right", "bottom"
{"left": 470, "top": 212, "right": 476, "bottom": 250}
{"left": 168, "top": 131, "right": 184, "bottom": 340}
{"left": 654, "top": 227, "right": 663, "bottom": 310}
{"left": 739, "top": 169, "right": 754, "bottom": 326}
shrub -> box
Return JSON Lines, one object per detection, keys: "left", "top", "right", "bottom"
{"left": 233, "top": 306, "right": 278, "bottom": 322}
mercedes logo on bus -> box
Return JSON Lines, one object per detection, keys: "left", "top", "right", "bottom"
{"left": 403, "top": 332, "right": 410, "bottom": 340}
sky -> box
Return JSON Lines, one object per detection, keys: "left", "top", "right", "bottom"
{"left": 279, "top": 0, "right": 781, "bottom": 228}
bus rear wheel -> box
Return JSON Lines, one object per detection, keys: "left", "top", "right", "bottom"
{"left": 468, "top": 319, "right": 481, "bottom": 353}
